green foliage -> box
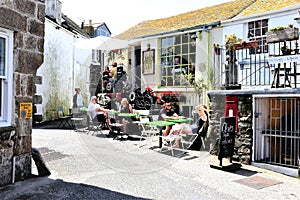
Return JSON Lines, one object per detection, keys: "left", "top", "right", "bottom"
{"left": 225, "top": 34, "right": 242, "bottom": 49}
{"left": 269, "top": 25, "right": 293, "bottom": 32}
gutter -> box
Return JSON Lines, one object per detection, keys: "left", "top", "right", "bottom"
{"left": 128, "top": 22, "right": 221, "bottom": 41}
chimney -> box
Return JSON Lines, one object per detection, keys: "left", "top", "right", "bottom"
{"left": 46, "top": 0, "right": 62, "bottom": 25}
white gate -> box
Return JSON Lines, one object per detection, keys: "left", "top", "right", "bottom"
{"left": 253, "top": 95, "right": 300, "bottom": 168}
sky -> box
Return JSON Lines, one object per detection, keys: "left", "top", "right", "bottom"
{"left": 59, "top": 0, "right": 233, "bottom": 36}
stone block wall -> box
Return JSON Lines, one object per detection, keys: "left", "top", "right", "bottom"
{"left": 208, "top": 93, "right": 253, "bottom": 164}
{"left": 0, "top": 0, "right": 45, "bottom": 186}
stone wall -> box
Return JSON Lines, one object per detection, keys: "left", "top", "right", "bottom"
{"left": 208, "top": 94, "right": 253, "bottom": 164}
{"left": 0, "top": 0, "right": 45, "bottom": 186}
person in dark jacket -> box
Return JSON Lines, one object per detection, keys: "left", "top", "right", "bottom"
{"left": 73, "top": 87, "right": 83, "bottom": 108}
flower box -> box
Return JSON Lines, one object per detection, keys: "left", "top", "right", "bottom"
{"left": 233, "top": 40, "right": 258, "bottom": 50}
{"left": 266, "top": 27, "right": 299, "bottom": 43}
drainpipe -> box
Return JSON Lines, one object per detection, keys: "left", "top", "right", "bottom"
{"left": 12, "top": 156, "right": 15, "bottom": 184}
{"left": 206, "top": 31, "right": 211, "bottom": 104}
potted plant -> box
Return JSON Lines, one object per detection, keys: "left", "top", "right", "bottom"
{"left": 213, "top": 43, "right": 221, "bottom": 55}
{"left": 281, "top": 46, "right": 292, "bottom": 55}
{"left": 266, "top": 25, "right": 299, "bottom": 43}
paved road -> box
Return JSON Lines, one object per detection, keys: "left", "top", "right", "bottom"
{"left": 1, "top": 129, "right": 300, "bottom": 200}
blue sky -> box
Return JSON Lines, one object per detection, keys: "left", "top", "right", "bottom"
{"left": 60, "top": 0, "right": 232, "bottom": 36}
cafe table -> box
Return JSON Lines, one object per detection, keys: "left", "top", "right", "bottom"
{"left": 145, "top": 120, "right": 176, "bottom": 148}
{"left": 166, "top": 117, "right": 193, "bottom": 123}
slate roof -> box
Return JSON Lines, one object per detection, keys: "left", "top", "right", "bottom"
{"left": 236, "top": 0, "right": 300, "bottom": 17}
{"left": 116, "top": 0, "right": 300, "bottom": 40}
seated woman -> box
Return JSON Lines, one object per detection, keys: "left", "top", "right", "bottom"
{"left": 88, "top": 96, "right": 110, "bottom": 127}
{"left": 118, "top": 98, "right": 133, "bottom": 135}
{"left": 188, "top": 104, "right": 209, "bottom": 151}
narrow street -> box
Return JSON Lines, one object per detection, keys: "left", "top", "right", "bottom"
{"left": 1, "top": 128, "right": 300, "bottom": 200}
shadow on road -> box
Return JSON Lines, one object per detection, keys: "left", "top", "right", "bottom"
{"left": 0, "top": 176, "right": 150, "bottom": 200}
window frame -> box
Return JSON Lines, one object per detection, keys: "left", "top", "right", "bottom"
{"left": 248, "top": 19, "right": 268, "bottom": 54}
{"left": 159, "top": 33, "right": 196, "bottom": 87}
{"left": 0, "top": 28, "right": 13, "bottom": 127}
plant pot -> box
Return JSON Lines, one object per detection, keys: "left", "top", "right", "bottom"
{"left": 281, "top": 49, "right": 292, "bottom": 55}
{"left": 214, "top": 47, "right": 221, "bottom": 55}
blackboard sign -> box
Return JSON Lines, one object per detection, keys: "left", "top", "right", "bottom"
{"left": 218, "top": 117, "right": 236, "bottom": 166}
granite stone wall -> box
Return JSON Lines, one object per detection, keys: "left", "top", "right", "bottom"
{"left": 208, "top": 94, "right": 253, "bottom": 164}
{"left": 0, "top": 0, "right": 45, "bottom": 186}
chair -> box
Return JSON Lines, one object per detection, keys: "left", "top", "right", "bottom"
{"left": 70, "top": 108, "right": 85, "bottom": 131}
{"left": 160, "top": 123, "right": 198, "bottom": 156}
{"left": 86, "top": 112, "right": 103, "bottom": 135}
{"left": 56, "top": 106, "right": 72, "bottom": 129}
{"left": 138, "top": 116, "right": 160, "bottom": 147}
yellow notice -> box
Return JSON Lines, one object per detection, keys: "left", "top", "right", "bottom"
{"left": 20, "top": 102, "right": 32, "bottom": 119}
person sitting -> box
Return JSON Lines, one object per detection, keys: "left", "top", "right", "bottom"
{"left": 159, "top": 102, "right": 179, "bottom": 146}
{"left": 88, "top": 96, "right": 110, "bottom": 128}
{"left": 117, "top": 98, "right": 133, "bottom": 135}
{"left": 188, "top": 104, "right": 209, "bottom": 151}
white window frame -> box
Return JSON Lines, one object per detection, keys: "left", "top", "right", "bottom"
{"left": 0, "top": 28, "right": 13, "bottom": 127}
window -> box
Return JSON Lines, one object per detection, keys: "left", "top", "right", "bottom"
{"left": 0, "top": 28, "right": 13, "bottom": 127}
{"left": 160, "top": 33, "right": 196, "bottom": 87}
{"left": 248, "top": 19, "right": 268, "bottom": 54}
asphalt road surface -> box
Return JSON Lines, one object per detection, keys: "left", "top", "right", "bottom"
{"left": 1, "top": 129, "right": 300, "bottom": 200}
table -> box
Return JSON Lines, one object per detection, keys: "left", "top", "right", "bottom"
{"left": 167, "top": 117, "right": 193, "bottom": 123}
{"left": 117, "top": 113, "right": 137, "bottom": 117}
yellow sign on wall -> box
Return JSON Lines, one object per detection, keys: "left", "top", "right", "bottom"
{"left": 20, "top": 102, "right": 32, "bottom": 119}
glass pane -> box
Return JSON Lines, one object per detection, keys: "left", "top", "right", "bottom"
{"left": 248, "top": 22, "right": 254, "bottom": 29}
{"left": 189, "top": 42, "right": 196, "bottom": 53}
{"left": 262, "top": 19, "right": 268, "bottom": 27}
{"left": 182, "top": 44, "right": 188, "bottom": 54}
{"left": 161, "top": 48, "right": 166, "bottom": 56}
{"left": 161, "top": 38, "right": 167, "bottom": 47}
{"left": 182, "top": 34, "right": 188, "bottom": 43}
{"left": 0, "top": 37, "right": 5, "bottom": 76}
{"left": 175, "top": 35, "right": 181, "bottom": 45}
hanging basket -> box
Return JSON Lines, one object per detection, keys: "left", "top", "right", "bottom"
{"left": 266, "top": 27, "right": 299, "bottom": 43}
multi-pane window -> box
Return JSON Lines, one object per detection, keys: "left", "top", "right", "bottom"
{"left": 248, "top": 19, "right": 268, "bottom": 54}
{"left": 160, "top": 33, "right": 196, "bottom": 87}
{"left": 0, "top": 29, "right": 13, "bottom": 127}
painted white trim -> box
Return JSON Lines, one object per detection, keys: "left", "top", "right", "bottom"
{"left": 0, "top": 28, "right": 13, "bottom": 127}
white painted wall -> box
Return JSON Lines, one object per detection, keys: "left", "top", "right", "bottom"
{"left": 36, "top": 19, "right": 91, "bottom": 120}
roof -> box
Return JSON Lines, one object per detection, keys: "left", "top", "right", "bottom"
{"left": 236, "top": 0, "right": 300, "bottom": 17}
{"left": 116, "top": 0, "right": 300, "bottom": 40}
{"left": 115, "top": 0, "right": 256, "bottom": 40}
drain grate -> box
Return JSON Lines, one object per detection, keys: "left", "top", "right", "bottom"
{"left": 233, "top": 175, "right": 282, "bottom": 189}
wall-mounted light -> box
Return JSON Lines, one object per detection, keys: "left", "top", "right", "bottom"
{"left": 294, "top": 11, "right": 300, "bottom": 24}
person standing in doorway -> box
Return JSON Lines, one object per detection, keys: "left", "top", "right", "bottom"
{"left": 73, "top": 87, "right": 84, "bottom": 108}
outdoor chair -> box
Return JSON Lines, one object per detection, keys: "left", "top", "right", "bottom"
{"left": 138, "top": 116, "right": 160, "bottom": 147}
{"left": 86, "top": 112, "right": 103, "bottom": 135}
{"left": 160, "top": 123, "right": 198, "bottom": 156}
{"left": 56, "top": 106, "right": 72, "bottom": 129}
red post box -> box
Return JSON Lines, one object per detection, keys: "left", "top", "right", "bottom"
{"left": 224, "top": 96, "right": 238, "bottom": 132}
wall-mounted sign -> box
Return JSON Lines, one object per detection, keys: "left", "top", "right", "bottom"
{"left": 20, "top": 102, "right": 32, "bottom": 119}
{"left": 268, "top": 54, "right": 300, "bottom": 64}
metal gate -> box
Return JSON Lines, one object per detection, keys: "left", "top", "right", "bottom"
{"left": 254, "top": 95, "right": 300, "bottom": 168}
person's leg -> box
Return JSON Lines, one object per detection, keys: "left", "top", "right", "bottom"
{"left": 122, "top": 118, "right": 127, "bottom": 134}
{"left": 164, "top": 125, "right": 171, "bottom": 136}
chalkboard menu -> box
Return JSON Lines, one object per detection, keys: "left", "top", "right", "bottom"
{"left": 218, "top": 117, "right": 236, "bottom": 166}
